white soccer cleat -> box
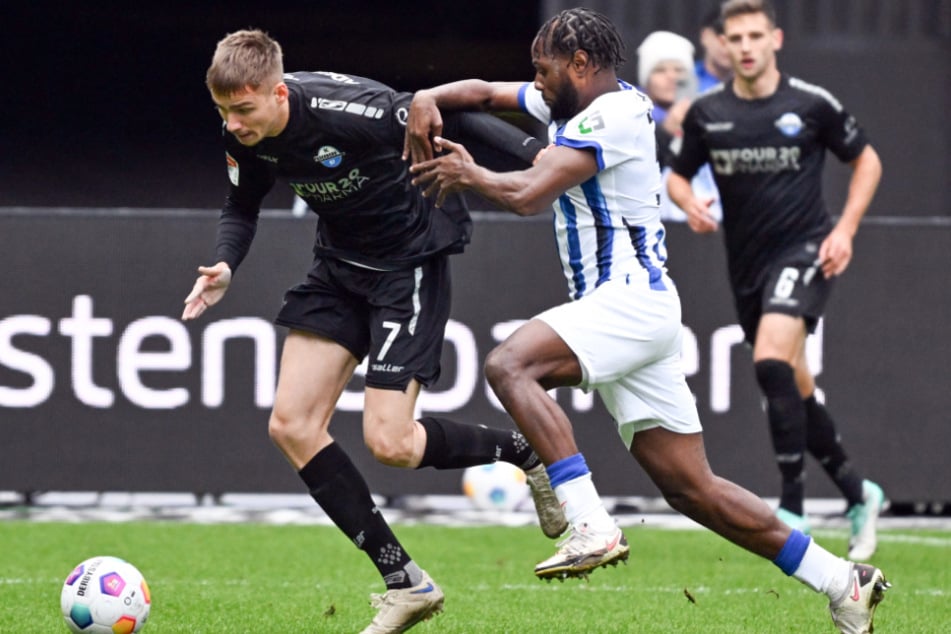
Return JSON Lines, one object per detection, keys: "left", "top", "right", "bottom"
{"left": 847, "top": 480, "right": 887, "bottom": 561}
{"left": 524, "top": 463, "right": 568, "bottom": 538}
{"left": 534, "top": 523, "right": 629, "bottom": 581}
{"left": 829, "top": 563, "right": 890, "bottom": 634}
{"left": 360, "top": 571, "right": 444, "bottom": 633}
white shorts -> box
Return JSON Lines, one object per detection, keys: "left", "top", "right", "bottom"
{"left": 536, "top": 275, "right": 702, "bottom": 447}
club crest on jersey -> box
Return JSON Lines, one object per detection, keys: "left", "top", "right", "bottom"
{"left": 226, "top": 152, "right": 239, "bottom": 186}
{"left": 775, "top": 112, "right": 804, "bottom": 137}
{"left": 315, "top": 145, "right": 344, "bottom": 168}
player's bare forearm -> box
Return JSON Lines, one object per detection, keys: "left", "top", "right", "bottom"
{"left": 819, "top": 146, "right": 881, "bottom": 277}
{"left": 413, "top": 137, "right": 597, "bottom": 215}
{"left": 668, "top": 171, "right": 718, "bottom": 233}
{"left": 411, "top": 135, "right": 571, "bottom": 215}
{"left": 411, "top": 137, "right": 552, "bottom": 215}
{"left": 418, "top": 80, "right": 522, "bottom": 112}
{"left": 667, "top": 171, "right": 694, "bottom": 210}
{"left": 837, "top": 144, "right": 882, "bottom": 237}
{"left": 458, "top": 165, "right": 554, "bottom": 216}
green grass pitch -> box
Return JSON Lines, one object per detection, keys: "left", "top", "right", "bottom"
{"left": 1, "top": 521, "right": 948, "bottom": 632}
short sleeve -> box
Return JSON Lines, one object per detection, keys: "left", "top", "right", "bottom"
{"left": 518, "top": 83, "right": 551, "bottom": 124}
{"left": 555, "top": 91, "right": 654, "bottom": 172}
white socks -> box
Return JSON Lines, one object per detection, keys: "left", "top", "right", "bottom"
{"left": 792, "top": 539, "right": 853, "bottom": 600}
{"left": 554, "top": 472, "right": 616, "bottom": 534}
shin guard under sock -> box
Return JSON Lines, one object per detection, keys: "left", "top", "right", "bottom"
{"left": 755, "top": 359, "right": 807, "bottom": 516}
{"left": 417, "top": 416, "right": 537, "bottom": 470}
{"left": 804, "top": 395, "right": 864, "bottom": 506}
{"left": 299, "top": 443, "right": 419, "bottom": 589}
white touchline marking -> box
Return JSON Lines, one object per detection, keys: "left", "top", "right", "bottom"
{"left": 878, "top": 533, "right": 951, "bottom": 547}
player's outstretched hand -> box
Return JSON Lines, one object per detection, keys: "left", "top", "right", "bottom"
{"left": 403, "top": 90, "right": 444, "bottom": 165}
{"left": 409, "top": 136, "right": 474, "bottom": 207}
{"left": 182, "top": 262, "right": 232, "bottom": 321}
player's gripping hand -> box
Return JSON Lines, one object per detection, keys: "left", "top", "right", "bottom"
{"left": 182, "top": 261, "right": 232, "bottom": 321}
{"left": 403, "top": 89, "right": 444, "bottom": 165}
{"left": 410, "top": 136, "right": 474, "bottom": 207}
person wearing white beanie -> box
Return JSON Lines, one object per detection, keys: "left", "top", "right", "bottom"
{"left": 637, "top": 31, "right": 721, "bottom": 225}
{"left": 637, "top": 31, "right": 695, "bottom": 87}
{"left": 636, "top": 30, "right": 698, "bottom": 116}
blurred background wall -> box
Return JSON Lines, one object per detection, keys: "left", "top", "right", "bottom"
{"left": 2, "top": 1, "right": 949, "bottom": 505}
{"left": 546, "top": 0, "right": 950, "bottom": 217}
{"left": 2, "top": 211, "right": 948, "bottom": 503}
{"left": 3, "top": 0, "right": 948, "bottom": 216}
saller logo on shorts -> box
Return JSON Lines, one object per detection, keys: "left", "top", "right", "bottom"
{"left": 371, "top": 363, "right": 405, "bottom": 373}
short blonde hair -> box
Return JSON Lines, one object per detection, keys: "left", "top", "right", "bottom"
{"left": 206, "top": 29, "right": 283, "bottom": 95}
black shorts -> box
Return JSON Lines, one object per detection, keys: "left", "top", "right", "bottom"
{"left": 275, "top": 256, "right": 452, "bottom": 390}
{"left": 734, "top": 242, "right": 835, "bottom": 345}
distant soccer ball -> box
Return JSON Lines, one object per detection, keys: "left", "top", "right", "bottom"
{"left": 462, "top": 462, "right": 530, "bottom": 511}
{"left": 61, "top": 556, "right": 151, "bottom": 633}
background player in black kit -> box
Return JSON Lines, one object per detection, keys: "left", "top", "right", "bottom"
{"left": 180, "top": 29, "right": 563, "bottom": 634}
{"left": 668, "top": 0, "right": 886, "bottom": 571}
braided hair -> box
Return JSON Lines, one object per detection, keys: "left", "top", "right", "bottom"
{"left": 534, "top": 8, "right": 626, "bottom": 72}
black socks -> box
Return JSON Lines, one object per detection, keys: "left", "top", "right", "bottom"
{"left": 755, "top": 359, "right": 807, "bottom": 515}
{"left": 299, "top": 442, "right": 421, "bottom": 589}
{"left": 804, "top": 395, "right": 864, "bottom": 507}
{"left": 755, "top": 360, "right": 867, "bottom": 512}
{"left": 416, "top": 416, "right": 538, "bottom": 471}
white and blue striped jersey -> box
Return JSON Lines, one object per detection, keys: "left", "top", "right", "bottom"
{"left": 518, "top": 81, "right": 670, "bottom": 300}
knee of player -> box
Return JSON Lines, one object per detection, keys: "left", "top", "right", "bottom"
{"left": 268, "top": 409, "right": 323, "bottom": 450}
{"left": 659, "top": 482, "right": 709, "bottom": 517}
{"left": 363, "top": 422, "right": 416, "bottom": 467}
{"left": 267, "top": 412, "right": 298, "bottom": 450}
{"left": 647, "top": 461, "right": 716, "bottom": 515}
{"left": 661, "top": 489, "right": 692, "bottom": 515}
{"left": 484, "top": 344, "right": 522, "bottom": 392}
{"left": 753, "top": 359, "right": 797, "bottom": 394}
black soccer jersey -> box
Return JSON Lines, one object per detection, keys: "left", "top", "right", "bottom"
{"left": 215, "top": 71, "right": 540, "bottom": 272}
{"left": 671, "top": 74, "right": 869, "bottom": 294}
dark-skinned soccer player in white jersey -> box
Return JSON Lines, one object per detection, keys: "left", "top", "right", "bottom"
{"left": 408, "top": 7, "right": 887, "bottom": 633}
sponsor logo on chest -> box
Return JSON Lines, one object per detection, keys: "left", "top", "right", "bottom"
{"left": 289, "top": 169, "right": 370, "bottom": 203}
{"left": 710, "top": 145, "right": 802, "bottom": 175}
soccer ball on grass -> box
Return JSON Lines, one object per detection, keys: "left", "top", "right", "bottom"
{"left": 61, "top": 556, "right": 151, "bottom": 633}
{"left": 462, "top": 462, "right": 530, "bottom": 511}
